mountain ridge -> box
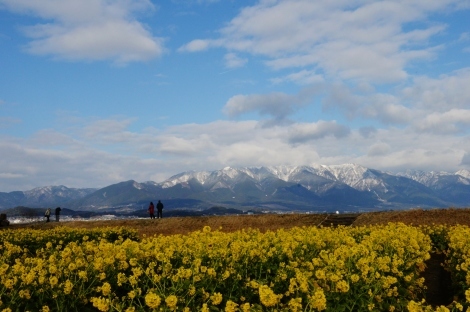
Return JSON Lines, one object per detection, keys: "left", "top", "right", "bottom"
{"left": 1, "top": 164, "right": 470, "bottom": 212}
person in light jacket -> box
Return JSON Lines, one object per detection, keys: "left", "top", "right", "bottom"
{"left": 44, "top": 208, "right": 51, "bottom": 222}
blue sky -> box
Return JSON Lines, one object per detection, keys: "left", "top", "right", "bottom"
{"left": 1, "top": 0, "right": 470, "bottom": 192}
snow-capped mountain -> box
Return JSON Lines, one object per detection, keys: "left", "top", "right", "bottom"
{"left": 24, "top": 185, "right": 96, "bottom": 201}
{"left": 161, "top": 164, "right": 388, "bottom": 193}
{"left": 398, "top": 169, "right": 470, "bottom": 187}
{"left": 154, "top": 165, "right": 441, "bottom": 209}
{"left": 397, "top": 169, "right": 470, "bottom": 205}
{"left": 1, "top": 164, "right": 470, "bottom": 212}
{"left": 0, "top": 185, "right": 96, "bottom": 209}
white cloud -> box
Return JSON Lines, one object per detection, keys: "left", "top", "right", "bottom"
{"left": 403, "top": 68, "right": 470, "bottom": 111}
{"left": 2, "top": 0, "right": 164, "bottom": 63}
{"left": 287, "top": 121, "right": 350, "bottom": 143}
{"left": 362, "top": 100, "right": 414, "bottom": 125}
{"left": 172, "top": 0, "right": 220, "bottom": 4}
{"left": 367, "top": 142, "right": 391, "bottom": 156}
{"left": 415, "top": 109, "right": 470, "bottom": 134}
{"left": 322, "top": 84, "right": 415, "bottom": 124}
{"left": 178, "top": 39, "right": 214, "bottom": 52}
{"left": 83, "top": 118, "right": 136, "bottom": 141}
{"left": 30, "top": 129, "right": 77, "bottom": 147}
{"left": 317, "top": 67, "right": 470, "bottom": 131}
{"left": 223, "top": 89, "right": 318, "bottom": 120}
{"left": 224, "top": 53, "right": 247, "bottom": 68}
{"left": 459, "top": 32, "right": 470, "bottom": 42}
{"left": 359, "top": 126, "right": 377, "bottom": 138}
{"left": 182, "top": 0, "right": 458, "bottom": 83}
{"left": 271, "top": 69, "right": 324, "bottom": 85}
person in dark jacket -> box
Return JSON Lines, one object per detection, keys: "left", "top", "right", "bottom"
{"left": 55, "top": 207, "right": 62, "bottom": 222}
{"left": 148, "top": 202, "right": 155, "bottom": 219}
{"left": 156, "top": 200, "right": 164, "bottom": 219}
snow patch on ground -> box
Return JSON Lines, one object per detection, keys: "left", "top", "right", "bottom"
{"left": 7, "top": 215, "right": 144, "bottom": 224}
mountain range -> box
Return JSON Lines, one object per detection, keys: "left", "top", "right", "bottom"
{"left": 1, "top": 164, "right": 470, "bottom": 213}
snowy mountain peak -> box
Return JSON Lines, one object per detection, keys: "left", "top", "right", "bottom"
{"left": 159, "top": 164, "right": 389, "bottom": 192}
{"left": 398, "top": 170, "right": 455, "bottom": 187}
{"left": 457, "top": 169, "right": 470, "bottom": 179}
{"left": 133, "top": 181, "right": 143, "bottom": 190}
{"left": 219, "top": 166, "right": 241, "bottom": 179}
{"left": 322, "top": 164, "right": 382, "bottom": 191}
{"left": 264, "top": 165, "right": 298, "bottom": 181}
{"left": 161, "top": 171, "right": 211, "bottom": 188}
{"left": 155, "top": 164, "right": 470, "bottom": 200}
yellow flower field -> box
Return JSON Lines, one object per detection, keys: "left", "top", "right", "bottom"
{"left": 0, "top": 223, "right": 469, "bottom": 311}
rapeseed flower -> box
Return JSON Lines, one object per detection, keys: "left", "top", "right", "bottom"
{"left": 165, "top": 295, "right": 178, "bottom": 311}
{"left": 225, "top": 300, "right": 238, "bottom": 312}
{"left": 210, "top": 292, "right": 223, "bottom": 305}
{"left": 259, "top": 285, "right": 279, "bottom": 307}
{"left": 145, "top": 292, "right": 161, "bottom": 309}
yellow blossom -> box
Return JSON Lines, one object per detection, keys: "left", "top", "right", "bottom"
{"left": 165, "top": 295, "right": 178, "bottom": 311}
{"left": 210, "top": 292, "right": 223, "bottom": 305}
{"left": 225, "top": 300, "right": 238, "bottom": 312}
{"left": 259, "top": 285, "right": 279, "bottom": 307}
{"left": 145, "top": 292, "right": 161, "bottom": 309}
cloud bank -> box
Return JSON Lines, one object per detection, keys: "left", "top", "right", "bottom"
{"left": 1, "top": 0, "right": 164, "bottom": 63}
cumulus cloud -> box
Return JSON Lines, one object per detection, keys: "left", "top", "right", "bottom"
{"left": 287, "top": 121, "right": 350, "bottom": 144}
{"left": 223, "top": 88, "right": 318, "bottom": 121}
{"left": 367, "top": 142, "right": 391, "bottom": 156}
{"left": 224, "top": 53, "right": 247, "bottom": 68}
{"left": 402, "top": 68, "right": 470, "bottom": 111}
{"left": 362, "top": 101, "right": 414, "bottom": 125}
{"left": 359, "top": 126, "right": 377, "bottom": 138}
{"left": 414, "top": 109, "right": 470, "bottom": 134}
{"left": 323, "top": 84, "right": 414, "bottom": 124}
{"left": 1, "top": 0, "right": 164, "bottom": 63}
{"left": 182, "top": 0, "right": 454, "bottom": 83}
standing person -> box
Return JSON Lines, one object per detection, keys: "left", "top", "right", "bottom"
{"left": 148, "top": 201, "right": 155, "bottom": 219}
{"left": 55, "top": 206, "right": 61, "bottom": 222}
{"left": 156, "top": 200, "right": 164, "bottom": 219}
{"left": 44, "top": 208, "right": 51, "bottom": 222}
